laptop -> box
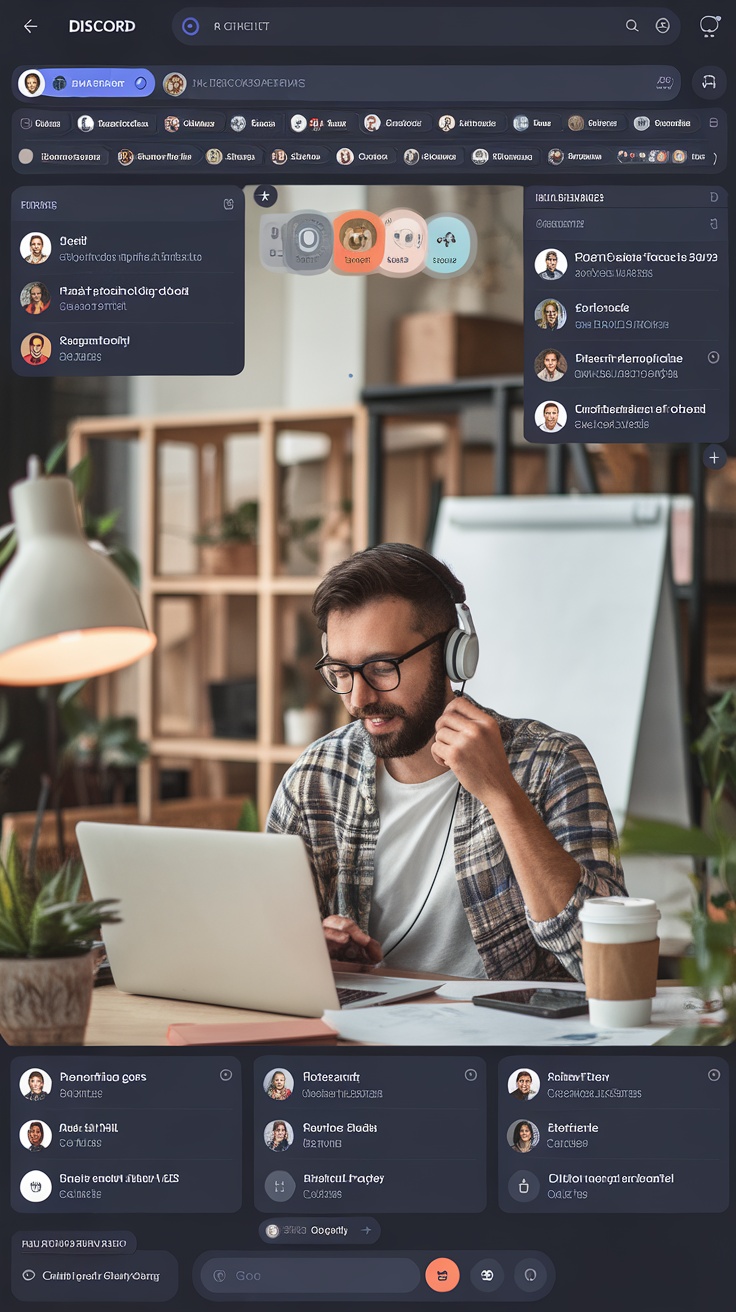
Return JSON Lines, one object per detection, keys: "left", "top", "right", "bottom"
{"left": 76, "top": 823, "right": 443, "bottom": 1015}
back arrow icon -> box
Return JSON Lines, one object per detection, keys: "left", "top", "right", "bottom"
{"left": 25, "top": 19, "right": 38, "bottom": 32}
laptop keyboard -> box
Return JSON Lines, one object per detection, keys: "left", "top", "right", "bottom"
{"left": 337, "top": 986, "right": 388, "bottom": 1007}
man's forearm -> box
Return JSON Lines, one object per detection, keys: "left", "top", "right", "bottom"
{"left": 484, "top": 778, "right": 581, "bottom": 922}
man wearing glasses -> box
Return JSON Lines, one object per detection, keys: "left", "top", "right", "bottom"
{"left": 267, "top": 544, "right": 623, "bottom": 981}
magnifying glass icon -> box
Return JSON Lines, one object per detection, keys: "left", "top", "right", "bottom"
{"left": 626, "top": 18, "right": 639, "bottom": 30}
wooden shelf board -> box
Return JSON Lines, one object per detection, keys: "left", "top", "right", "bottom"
{"left": 151, "top": 575, "right": 319, "bottom": 595}
{"left": 150, "top": 738, "right": 303, "bottom": 765}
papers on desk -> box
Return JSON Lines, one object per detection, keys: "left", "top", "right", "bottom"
{"left": 323, "top": 987, "right": 704, "bottom": 1047}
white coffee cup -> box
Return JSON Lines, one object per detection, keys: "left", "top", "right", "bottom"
{"left": 578, "top": 897, "right": 661, "bottom": 1028}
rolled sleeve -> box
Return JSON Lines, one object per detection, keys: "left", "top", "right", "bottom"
{"left": 525, "top": 736, "right": 627, "bottom": 980}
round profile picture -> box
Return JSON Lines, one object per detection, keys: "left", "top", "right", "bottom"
{"left": 534, "top": 348, "right": 567, "bottom": 381}
{"left": 534, "top": 248, "right": 567, "bottom": 280}
{"left": 290, "top": 114, "right": 307, "bottom": 132}
{"left": 164, "top": 115, "right": 180, "bottom": 133}
{"left": 77, "top": 114, "right": 95, "bottom": 133}
{"left": 21, "top": 333, "right": 52, "bottom": 366}
{"left": 20, "top": 281, "right": 50, "bottom": 315}
{"left": 230, "top": 115, "right": 246, "bottom": 133}
{"left": 513, "top": 114, "right": 529, "bottom": 132}
{"left": 507, "top": 1069, "right": 541, "bottom": 1101}
{"left": 264, "top": 1224, "right": 280, "bottom": 1239}
{"left": 20, "top": 1120, "right": 52, "bottom": 1152}
{"left": 206, "top": 148, "right": 223, "bottom": 165}
{"left": 438, "top": 114, "right": 456, "bottom": 132}
{"left": 20, "top": 1068, "right": 52, "bottom": 1101}
{"left": 19, "top": 70, "right": 45, "bottom": 98}
{"left": 508, "top": 1120, "right": 540, "bottom": 1152}
{"left": 535, "top": 400, "right": 567, "bottom": 433}
{"left": 567, "top": 114, "right": 585, "bottom": 132}
{"left": 339, "top": 217, "right": 377, "bottom": 253}
{"left": 264, "top": 1119, "right": 294, "bottom": 1151}
{"left": 363, "top": 114, "right": 381, "bottom": 132}
{"left": 263, "top": 1069, "right": 294, "bottom": 1100}
{"left": 633, "top": 115, "right": 650, "bottom": 132}
{"left": 403, "top": 147, "right": 420, "bottom": 165}
{"left": 672, "top": 149, "right": 687, "bottom": 164}
{"left": 271, "top": 148, "right": 288, "bottom": 165}
{"left": 20, "top": 232, "right": 51, "bottom": 264}
{"left": 548, "top": 148, "right": 564, "bottom": 166}
{"left": 336, "top": 147, "right": 354, "bottom": 166}
{"left": 535, "top": 298, "right": 566, "bottom": 330}
{"left": 471, "top": 148, "right": 489, "bottom": 165}
{"left": 163, "top": 72, "right": 186, "bottom": 97}
{"left": 118, "top": 149, "right": 135, "bottom": 167}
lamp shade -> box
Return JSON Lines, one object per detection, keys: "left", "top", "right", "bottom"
{"left": 0, "top": 473, "right": 156, "bottom": 686}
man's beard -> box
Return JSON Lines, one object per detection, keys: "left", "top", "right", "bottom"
{"left": 350, "top": 659, "right": 449, "bottom": 759}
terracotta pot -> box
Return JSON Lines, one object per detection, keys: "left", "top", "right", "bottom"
{"left": 199, "top": 543, "right": 258, "bottom": 576}
{"left": 0, "top": 953, "right": 95, "bottom": 1046}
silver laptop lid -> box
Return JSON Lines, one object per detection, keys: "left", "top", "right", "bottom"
{"left": 76, "top": 824, "right": 340, "bottom": 1017}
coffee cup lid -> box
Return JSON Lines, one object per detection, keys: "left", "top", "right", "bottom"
{"left": 578, "top": 896, "right": 660, "bottom": 925}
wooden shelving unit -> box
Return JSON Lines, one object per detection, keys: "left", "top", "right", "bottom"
{"left": 67, "top": 407, "right": 369, "bottom": 824}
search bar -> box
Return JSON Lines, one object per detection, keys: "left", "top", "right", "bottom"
{"left": 174, "top": 7, "right": 680, "bottom": 46}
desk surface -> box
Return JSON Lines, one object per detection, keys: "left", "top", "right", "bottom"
{"left": 84, "top": 972, "right": 676, "bottom": 1046}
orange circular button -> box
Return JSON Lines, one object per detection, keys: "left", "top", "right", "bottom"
{"left": 425, "top": 1258, "right": 461, "bottom": 1292}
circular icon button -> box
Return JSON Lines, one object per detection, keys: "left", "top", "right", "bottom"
{"left": 514, "top": 1257, "right": 550, "bottom": 1295}
{"left": 655, "top": 18, "right": 670, "bottom": 34}
{"left": 692, "top": 66, "right": 727, "bottom": 98}
{"left": 20, "top": 1171, "right": 52, "bottom": 1202}
{"left": 425, "top": 1258, "right": 461, "bottom": 1292}
{"left": 219, "top": 1068, "right": 232, "bottom": 1081}
{"left": 508, "top": 1170, "right": 540, "bottom": 1202}
{"left": 181, "top": 17, "right": 199, "bottom": 35}
{"left": 264, "top": 1171, "right": 296, "bottom": 1202}
{"left": 254, "top": 185, "right": 278, "bottom": 208}
{"left": 703, "top": 445, "right": 727, "bottom": 471}
{"left": 464, "top": 1068, "right": 478, "bottom": 1082}
{"left": 708, "top": 1067, "right": 722, "bottom": 1081}
{"left": 22, "top": 1271, "right": 36, "bottom": 1282}
{"left": 707, "top": 350, "right": 720, "bottom": 364}
{"left": 470, "top": 1258, "right": 505, "bottom": 1292}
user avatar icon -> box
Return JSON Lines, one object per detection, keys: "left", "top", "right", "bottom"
{"left": 265, "top": 1120, "right": 293, "bottom": 1151}
{"left": 165, "top": 115, "right": 180, "bottom": 133}
{"left": 21, "top": 281, "right": 50, "bottom": 315}
{"left": 633, "top": 115, "right": 650, "bottom": 131}
{"left": 337, "top": 148, "right": 354, "bottom": 166}
{"left": 513, "top": 114, "right": 529, "bottom": 132}
{"left": 21, "top": 333, "right": 52, "bottom": 366}
{"left": 548, "top": 148, "right": 564, "bottom": 165}
{"left": 19, "top": 70, "right": 44, "bottom": 98}
{"left": 438, "top": 114, "right": 456, "bottom": 132}
{"left": 507, "top": 1068, "right": 540, "bottom": 1100}
{"left": 264, "top": 1069, "right": 294, "bottom": 1100}
{"left": 20, "top": 232, "right": 51, "bottom": 264}
{"left": 271, "top": 148, "right": 288, "bottom": 165}
{"left": 534, "top": 248, "right": 567, "bottom": 280}
{"left": 163, "top": 72, "right": 186, "bottom": 97}
{"left": 20, "top": 1068, "right": 52, "bottom": 1100}
{"left": 77, "top": 114, "right": 95, "bottom": 133}
{"left": 118, "top": 149, "right": 134, "bottom": 166}
{"left": 206, "top": 148, "right": 223, "bottom": 165}
{"left": 535, "top": 298, "right": 566, "bottom": 330}
{"left": 403, "top": 147, "right": 420, "bottom": 165}
{"left": 290, "top": 114, "right": 307, "bottom": 132}
{"left": 230, "top": 115, "right": 246, "bottom": 133}
{"left": 471, "top": 148, "right": 489, "bottom": 165}
{"left": 508, "top": 1120, "right": 540, "bottom": 1152}
{"left": 20, "top": 1120, "right": 52, "bottom": 1152}
{"left": 567, "top": 114, "right": 585, "bottom": 132}
{"left": 363, "top": 114, "right": 381, "bottom": 132}
{"left": 535, "top": 400, "right": 567, "bottom": 433}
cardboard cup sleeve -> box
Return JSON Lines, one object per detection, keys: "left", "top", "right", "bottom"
{"left": 582, "top": 938, "right": 660, "bottom": 1001}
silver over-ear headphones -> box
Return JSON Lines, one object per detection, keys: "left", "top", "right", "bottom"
{"left": 375, "top": 544, "right": 479, "bottom": 683}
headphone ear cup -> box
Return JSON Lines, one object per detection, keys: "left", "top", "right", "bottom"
{"left": 444, "top": 630, "right": 479, "bottom": 682}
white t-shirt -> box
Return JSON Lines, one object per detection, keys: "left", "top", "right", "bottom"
{"left": 369, "top": 765, "right": 486, "bottom": 977}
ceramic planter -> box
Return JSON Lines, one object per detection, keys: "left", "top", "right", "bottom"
{"left": 0, "top": 952, "right": 95, "bottom": 1045}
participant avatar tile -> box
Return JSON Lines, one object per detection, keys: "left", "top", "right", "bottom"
{"left": 424, "top": 213, "right": 477, "bottom": 277}
{"left": 20, "top": 281, "right": 51, "bottom": 315}
{"left": 379, "top": 208, "right": 427, "bottom": 277}
{"left": 20, "top": 232, "right": 51, "bottom": 264}
{"left": 282, "top": 211, "right": 333, "bottom": 274}
{"left": 19, "top": 69, "right": 45, "bottom": 97}
{"left": 332, "top": 211, "right": 385, "bottom": 274}
{"left": 163, "top": 72, "right": 187, "bottom": 97}
{"left": 21, "top": 333, "right": 52, "bottom": 366}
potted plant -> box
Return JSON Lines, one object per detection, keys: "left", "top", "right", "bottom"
{"left": 195, "top": 500, "right": 259, "bottom": 576}
{"left": 621, "top": 691, "right": 736, "bottom": 1044}
{"left": 0, "top": 836, "right": 120, "bottom": 1045}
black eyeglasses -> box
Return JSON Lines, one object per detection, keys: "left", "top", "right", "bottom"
{"left": 315, "top": 631, "right": 447, "bottom": 695}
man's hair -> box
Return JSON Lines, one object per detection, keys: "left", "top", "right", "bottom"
{"left": 29, "top": 234, "right": 43, "bottom": 243}
{"left": 545, "top": 251, "right": 557, "bottom": 260}
{"left": 29, "top": 1122, "right": 43, "bottom": 1133}
{"left": 516, "top": 1071, "right": 532, "bottom": 1082}
{"left": 312, "top": 543, "right": 463, "bottom": 640}
{"left": 29, "top": 336, "right": 44, "bottom": 347}
{"left": 544, "top": 403, "right": 558, "bottom": 413}
{"left": 28, "top": 1071, "right": 44, "bottom": 1083}
{"left": 543, "top": 350, "right": 560, "bottom": 363}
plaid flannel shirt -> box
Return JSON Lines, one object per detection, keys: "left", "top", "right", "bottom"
{"left": 266, "top": 701, "right": 626, "bottom": 981}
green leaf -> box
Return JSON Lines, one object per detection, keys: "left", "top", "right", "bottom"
{"left": 44, "top": 437, "right": 70, "bottom": 473}
{"left": 237, "top": 797, "right": 259, "bottom": 832}
{"left": 56, "top": 679, "right": 89, "bottom": 709}
{"left": 621, "top": 816, "right": 720, "bottom": 859}
{"left": 68, "top": 454, "right": 92, "bottom": 502}
{"left": 0, "top": 530, "right": 17, "bottom": 568}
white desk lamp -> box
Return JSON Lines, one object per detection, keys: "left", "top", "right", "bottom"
{"left": 0, "top": 458, "right": 156, "bottom": 685}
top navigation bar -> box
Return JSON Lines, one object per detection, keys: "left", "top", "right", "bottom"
{"left": 172, "top": 7, "right": 681, "bottom": 47}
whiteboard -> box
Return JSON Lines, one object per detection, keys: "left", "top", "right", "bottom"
{"left": 433, "top": 495, "right": 693, "bottom": 941}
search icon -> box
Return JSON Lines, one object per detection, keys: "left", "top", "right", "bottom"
{"left": 626, "top": 18, "right": 639, "bottom": 31}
